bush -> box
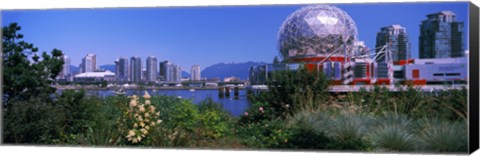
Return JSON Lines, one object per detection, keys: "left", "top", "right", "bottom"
{"left": 416, "top": 118, "right": 468, "bottom": 153}
{"left": 367, "top": 114, "right": 417, "bottom": 152}
{"left": 265, "top": 67, "right": 329, "bottom": 117}
{"left": 3, "top": 96, "right": 63, "bottom": 144}
{"left": 282, "top": 111, "right": 333, "bottom": 149}
{"left": 239, "top": 101, "right": 275, "bottom": 124}
{"left": 322, "top": 112, "right": 372, "bottom": 150}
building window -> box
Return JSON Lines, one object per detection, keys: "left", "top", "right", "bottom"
{"left": 445, "top": 73, "right": 461, "bottom": 76}
{"left": 433, "top": 73, "right": 444, "bottom": 76}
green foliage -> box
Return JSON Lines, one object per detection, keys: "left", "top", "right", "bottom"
{"left": 2, "top": 23, "right": 64, "bottom": 106}
{"left": 199, "top": 110, "right": 229, "bottom": 139}
{"left": 197, "top": 98, "right": 232, "bottom": 139}
{"left": 3, "top": 97, "right": 63, "bottom": 143}
{"left": 236, "top": 119, "right": 291, "bottom": 149}
{"left": 239, "top": 101, "right": 275, "bottom": 124}
{"left": 169, "top": 100, "right": 199, "bottom": 132}
{"left": 265, "top": 67, "right": 329, "bottom": 117}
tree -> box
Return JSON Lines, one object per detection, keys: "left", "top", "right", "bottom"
{"left": 266, "top": 67, "right": 329, "bottom": 117}
{"left": 2, "top": 23, "right": 64, "bottom": 107}
{"left": 273, "top": 56, "right": 280, "bottom": 64}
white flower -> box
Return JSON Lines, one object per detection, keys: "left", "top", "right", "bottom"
{"left": 133, "top": 123, "right": 138, "bottom": 128}
{"left": 150, "top": 121, "right": 156, "bottom": 126}
{"left": 139, "top": 105, "right": 146, "bottom": 112}
{"left": 145, "top": 125, "right": 150, "bottom": 130}
{"left": 128, "top": 130, "right": 135, "bottom": 137}
{"left": 129, "top": 100, "right": 138, "bottom": 107}
{"left": 145, "top": 100, "right": 151, "bottom": 105}
{"left": 157, "top": 119, "right": 163, "bottom": 124}
{"left": 150, "top": 106, "right": 156, "bottom": 113}
{"left": 140, "top": 122, "right": 145, "bottom": 127}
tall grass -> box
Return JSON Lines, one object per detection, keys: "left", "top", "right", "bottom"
{"left": 367, "top": 114, "right": 417, "bottom": 152}
{"left": 415, "top": 118, "right": 468, "bottom": 153}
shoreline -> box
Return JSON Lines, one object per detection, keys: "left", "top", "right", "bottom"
{"left": 53, "top": 85, "right": 246, "bottom": 90}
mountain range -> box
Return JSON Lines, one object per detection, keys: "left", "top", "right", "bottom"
{"left": 70, "top": 61, "right": 267, "bottom": 80}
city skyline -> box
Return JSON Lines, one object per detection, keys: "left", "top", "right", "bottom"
{"left": 1, "top": 2, "right": 469, "bottom": 72}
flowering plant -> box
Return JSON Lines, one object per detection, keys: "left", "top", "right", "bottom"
{"left": 122, "top": 91, "right": 162, "bottom": 144}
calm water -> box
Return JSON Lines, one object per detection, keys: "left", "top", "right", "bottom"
{"left": 62, "top": 89, "right": 251, "bottom": 116}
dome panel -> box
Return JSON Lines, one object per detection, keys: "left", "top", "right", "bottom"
{"left": 278, "top": 5, "right": 358, "bottom": 60}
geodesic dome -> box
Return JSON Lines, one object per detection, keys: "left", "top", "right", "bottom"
{"left": 278, "top": 5, "right": 358, "bottom": 61}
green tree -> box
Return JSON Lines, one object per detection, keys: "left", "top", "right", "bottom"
{"left": 2, "top": 23, "right": 64, "bottom": 106}
{"left": 266, "top": 67, "right": 329, "bottom": 117}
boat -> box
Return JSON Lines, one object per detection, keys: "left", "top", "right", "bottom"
{"left": 189, "top": 88, "right": 195, "bottom": 92}
{"left": 115, "top": 87, "right": 126, "bottom": 95}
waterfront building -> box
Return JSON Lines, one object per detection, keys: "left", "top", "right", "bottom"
{"left": 74, "top": 70, "right": 116, "bottom": 82}
{"left": 114, "top": 57, "right": 129, "bottom": 82}
{"left": 375, "top": 24, "right": 411, "bottom": 62}
{"left": 159, "top": 60, "right": 171, "bottom": 81}
{"left": 130, "top": 56, "right": 142, "bottom": 82}
{"left": 175, "top": 65, "right": 182, "bottom": 82}
{"left": 159, "top": 60, "right": 182, "bottom": 82}
{"left": 146, "top": 56, "right": 158, "bottom": 82}
{"left": 191, "top": 65, "right": 201, "bottom": 81}
{"left": 81, "top": 53, "right": 97, "bottom": 73}
{"left": 419, "top": 11, "right": 464, "bottom": 58}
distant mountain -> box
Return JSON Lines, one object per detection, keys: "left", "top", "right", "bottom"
{"left": 182, "top": 71, "right": 191, "bottom": 78}
{"left": 201, "top": 61, "right": 267, "bottom": 80}
{"left": 70, "top": 65, "right": 79, "bottom": 73}
{"left": 99, "top": 64, "right": 115, "bottom": 72}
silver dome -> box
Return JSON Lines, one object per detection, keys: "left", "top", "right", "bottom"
{"left": 278, "top": 5, "right": 358, "bottom": 60}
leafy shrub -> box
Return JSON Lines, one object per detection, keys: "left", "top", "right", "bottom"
{"left": 239, "top": 101, "right": 275, "bottom": 124}
{"left": 265, "top": 67, "right": 329, "bottom": 117}
{"left": 236, "top": 119, "right": 291, "bottom": 149}
{"left": 168, "top": 99, "right": 199, "bottom": 132}
{"left": 199, "top": 110, "right": 229, "bottom": 139}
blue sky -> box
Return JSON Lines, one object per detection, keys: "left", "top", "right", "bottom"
{"left": 1, "top": 2, "right": 469, "bottom": 72}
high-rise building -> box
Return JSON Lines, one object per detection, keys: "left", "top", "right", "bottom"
{"left": 419, "top": 11, "right": 464, "bottom": 58}
{"left": 159, "top": 60, "right": 170, "bottom": 81}
{"left": 159, "top": 60, "right": 182, "bottom": 82}
{"left": 175, "top": 65, "right": 182, "bottom": 82}
{"left": 375, "top": 24, "right": 411, "bottom": 62}
{"left": 146, "top": 56, "right": 158, "bottom": 82}
{"left": 81, "top": 53, "right": 97, "bottom": 73}
{"left": 114, "top": 57, "right": 129, "bottom": 82}
{"left": 58, "top": 55, "right": 71, "bottom": 80}
{"left": 191, "top": 65, "right": 201, "bottom": 81}
{"left": 130, "top": 56, "right": 142, "bottom": 82}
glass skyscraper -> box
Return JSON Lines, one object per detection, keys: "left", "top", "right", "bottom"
{"left": 419, "top": 11, "right": 464, "bottom": 58}
{"left": 375, "top": 24, "right": 411, "bottom": 62}
{"left": 115, "top": 57, "right": 129, "bottom": 82}
{"left": 146, "top": 56, "right": 158, "bottom": 82}
{"left": 130, "top": 56, "right": 142, "bottom": 82}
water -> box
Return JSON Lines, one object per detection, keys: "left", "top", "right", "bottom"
{"left": 63, "top": 89, "right": 251, "bottom": 116}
